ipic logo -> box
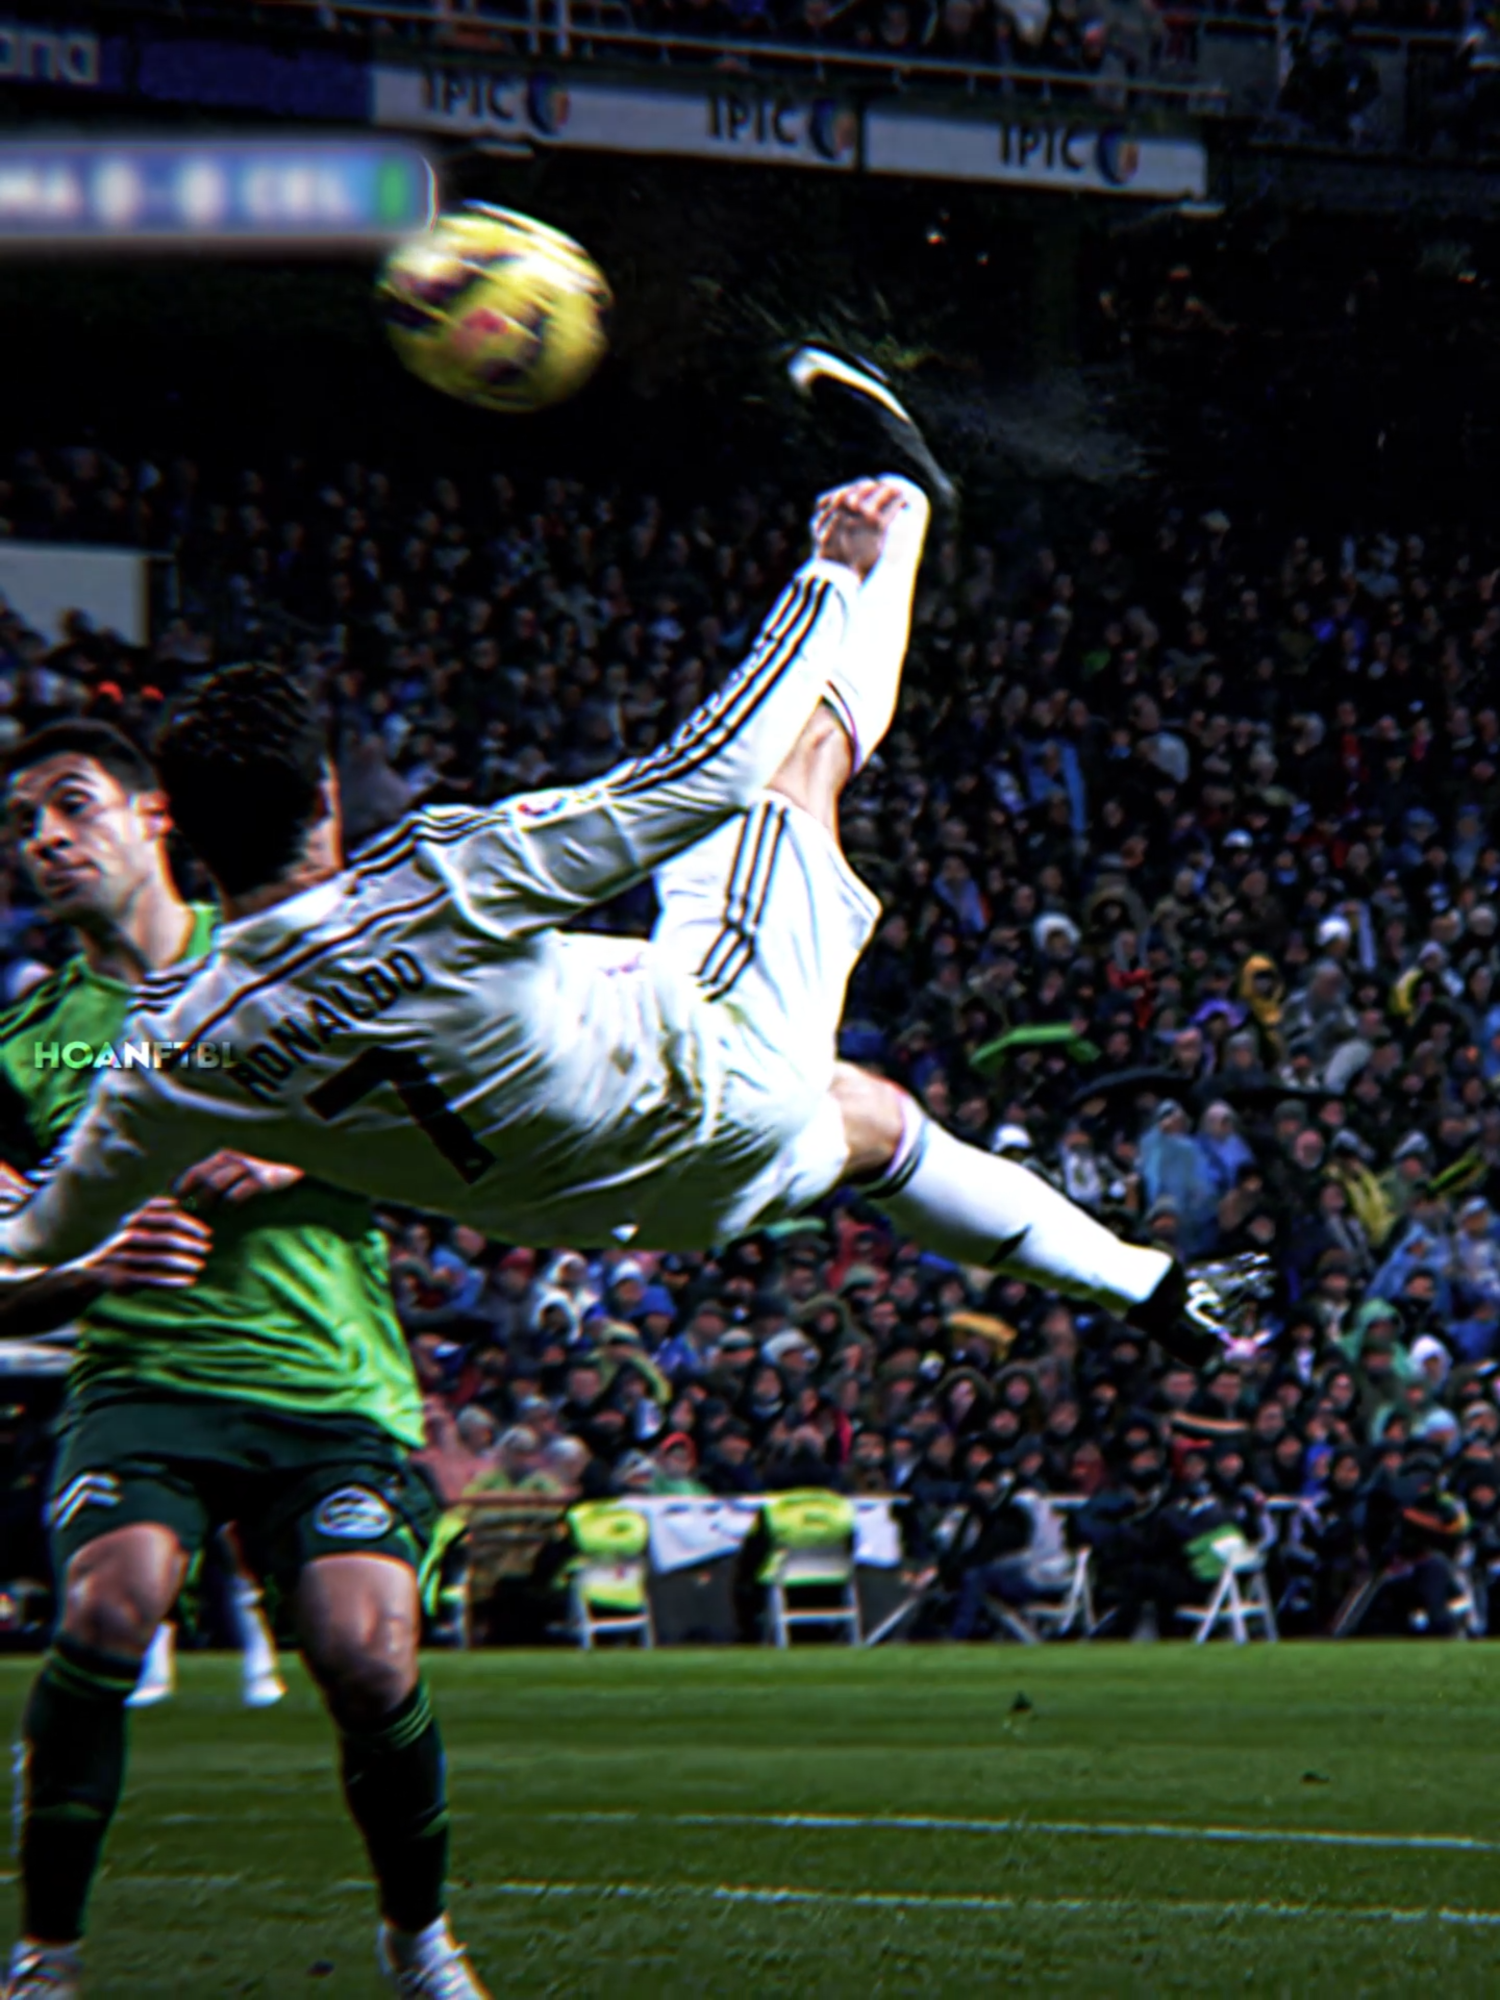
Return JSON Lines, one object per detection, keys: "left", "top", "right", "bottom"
{"left": 32, "top": 1039, "right": 237, "bottom": 1072}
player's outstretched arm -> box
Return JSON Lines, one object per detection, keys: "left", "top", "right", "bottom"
{"left": 0, "top": 1145, "right": 296, "bottom": 1332}
{"left": 0, "top": 1191, "right": 212, "bottom": 1337}
{"left": 0, "top": 1057, "right": 264, "bottom": 1270}
{"left": 457, "top": 492, "right": 905, "bottom": 925}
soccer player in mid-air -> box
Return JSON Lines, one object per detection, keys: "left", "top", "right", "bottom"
{"left": 0, "top": 723, "right": 486, "bottom": 1999}
{"left": 0, "top": 358, "right": 1262, "bottom": 1442}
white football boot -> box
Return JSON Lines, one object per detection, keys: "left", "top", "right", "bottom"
{"left": 376, "top": 1917, "right": 490, "bottom": 1999}
{"left": 2, "top": 1942, "right": 82, "bottom": 1999}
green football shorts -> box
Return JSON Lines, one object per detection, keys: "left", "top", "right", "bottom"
{"left": 48, "top": 1388, "right": 437, "bottom": 1598}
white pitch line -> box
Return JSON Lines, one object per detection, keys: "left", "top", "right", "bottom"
{"left": 546, "top": 1807, "right": 1500, "bottom": 1857}
{"left": 390, "top": 1875, "right": 1500, "bottom": 1930}
{"left": 12, "top": 1868, "right": 1500, "bottom": 1934}
{"left": 0, "top": 1873, "right": 247, "bottom": 1890}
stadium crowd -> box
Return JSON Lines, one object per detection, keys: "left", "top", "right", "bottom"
{"left": 175, "top": 0, "right": 1481, "bottom": 75}
{"left": 2, "top": 437, "right": 1499, "bottom": 1639}
{"left": 407, "top": 0, "right": 1482, "bottom": 55}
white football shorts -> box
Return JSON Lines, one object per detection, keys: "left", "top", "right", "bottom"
{"left": 650, "top": 787, "right": 882, "bottom": 1240}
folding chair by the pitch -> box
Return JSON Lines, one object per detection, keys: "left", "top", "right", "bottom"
{"left": 1176, "top": 1527, "right": 1278, "bottom": 1644}
{"left": 565, "top": 1499, "right": 655, "bottom": 1649}
{"left": 994, "top": 1497, "right": 1096, "bottom": 1643}
{"left": 760, "top": 1490, "right": 861, "bottom": 1647}
{"left": 1003, "top": 1544, "right": 1098, "bottom": 1643}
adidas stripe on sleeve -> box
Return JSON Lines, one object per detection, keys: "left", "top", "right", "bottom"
{"left": 396, "top": 560, "right": 855, "bottom": 932}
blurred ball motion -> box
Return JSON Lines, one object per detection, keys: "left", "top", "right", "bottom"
{"left": 376, "top": 204, "right": 612, "bottom": 414}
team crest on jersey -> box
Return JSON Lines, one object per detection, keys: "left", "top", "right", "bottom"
{"left": 513, "top": 792, "right": 576, "bottom": 826}
{"left": 50, "top": 1471, "right": 122, "bottom": 1531}
{"left": 313, "top": 1485, "right": 395, "bottom": 1541}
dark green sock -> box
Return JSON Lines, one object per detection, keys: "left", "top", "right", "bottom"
{"left": 336, "top": 1681, "right": 449, "bottom": 1934}
{"left": 17, "top": 1633, "right": 137, "bottom": 1944}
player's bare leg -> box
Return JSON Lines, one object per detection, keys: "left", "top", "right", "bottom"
{"left": 296, "top": 1556, "right": 487, "bottom": 1999}
{"left": 7, "top": 1525, "right": 188, "bottom": 1998}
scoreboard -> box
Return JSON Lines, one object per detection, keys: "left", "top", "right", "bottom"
{"left": 0, "top": 139, "right": 434, "bottom": 244}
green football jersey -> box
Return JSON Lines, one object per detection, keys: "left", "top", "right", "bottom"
{"left": 0, "top": 905, "right": 423, "bottom": 1446}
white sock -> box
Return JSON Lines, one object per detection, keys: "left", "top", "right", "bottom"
{"left": 825, "top": 476, "right": 930, "bottom": 770}
{"left": 229, "top": 1572, "right": 279, "bottom": 1683}
{"left": 870, "top": 1104, "right": 1172, "bottom": 1315}
{"left": 385, "top": 1915, "right": 454, "bottom": 1966}
{"left": 136, "top": 1621, "right": 174, "bottom": 1688}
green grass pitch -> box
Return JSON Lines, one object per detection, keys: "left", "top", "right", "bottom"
{"left": 5, "top": 1645, "right": 1500, "bottom": 1995}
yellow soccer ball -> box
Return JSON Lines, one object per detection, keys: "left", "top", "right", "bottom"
{"left": 377, "top": 204, "right": 611, "bottom": 414}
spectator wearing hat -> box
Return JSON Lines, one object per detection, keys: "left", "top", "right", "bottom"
{"left": 486, "top": 1246, "right": 540, "bottom": 1346}
{"left": 633, "top": 1282, "right": 678, "bottom": 1343}
{"left": 762, "top": 1325, "right": 821, "bottom": 1382}
{"left": 1371, "top": 1202, "right": 1455, "bottom": 1322}
{"left": 539, "top": 1250, "right": 599, "bottom": 1320}
{"left": 990, "top": 1121, "right": 1036, "bottom": 1162}
{"left": 1237, "top": 955, "right": 1288, "bottom": 1066}
{"left": 1195, "top": 1101, "right": 1257, "bottom": 1205}
{"left": 1140, "top": 1101, "right": 1218, "bottom": 1257}
{"left": 701, "top": 1326, "right": 758, "bottom": 1401}
{"left": 650, "top": 1432, "right": 707, "bottom": 1496}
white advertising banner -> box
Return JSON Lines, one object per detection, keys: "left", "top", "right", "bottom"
{"left": 372, "top": 64, "right": 857, "bottom": 171}
{"left": 631, "top": 1497, "right": 760, "bottom": 1573}
{"left": 625, "top": 1495, "right": 902, "bottom": 1573}
{"left": 865, "top": 106, "right": 1207, "bottom": 199}
{"left": 0, "top": 542, "right": 152, "bottom": 645}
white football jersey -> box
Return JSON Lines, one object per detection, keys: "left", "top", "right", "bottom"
{"left": 0, "top": 561, "right": 857, "bottom": 1266}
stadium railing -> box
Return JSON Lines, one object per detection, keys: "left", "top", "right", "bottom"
{"left": 86, "top": 0, "right": 1237, "bottom": 112}
{"left": 83, "top": 0, "right": 1500, "bottom": 152}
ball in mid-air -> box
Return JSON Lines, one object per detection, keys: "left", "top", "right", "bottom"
{"left": 377, "top": 204, "right": 611, "bottom": 414}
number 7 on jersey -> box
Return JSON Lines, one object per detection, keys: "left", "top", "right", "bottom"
{"left": 307, "top": 1045, "right": 495, "bottom": 1185}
